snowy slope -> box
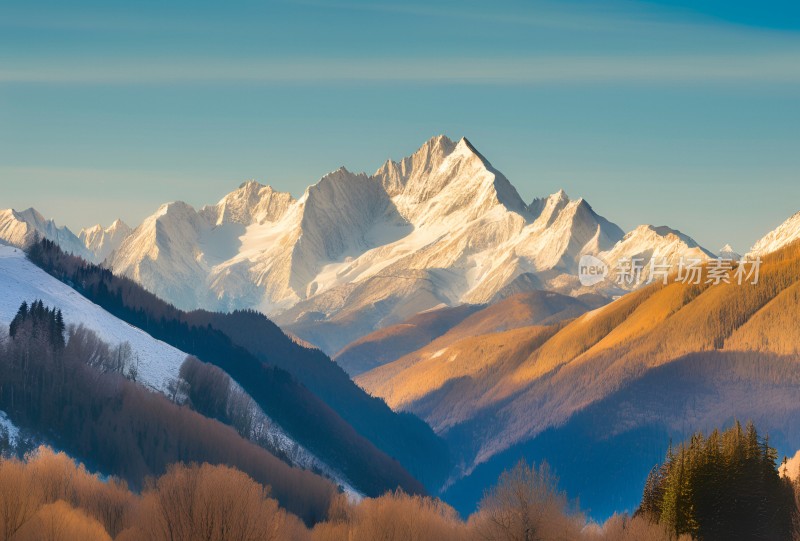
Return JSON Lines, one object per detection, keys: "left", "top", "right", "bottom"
{"left": 0, "top": 243, "right": 187, "bottom": 391}
{"left": 0, "top": 410, "right": 20, "bottom": 447}
{"left": 749, "top": 211, "right": 800, "bottom": 257}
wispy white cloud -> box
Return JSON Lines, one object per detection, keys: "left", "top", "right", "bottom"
{"left": 3, "top": 53, "right": 800, "bottom": 85}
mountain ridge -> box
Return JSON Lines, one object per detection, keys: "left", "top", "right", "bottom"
{"left": 4, "top": 135, "right": 775, "bottom": 352}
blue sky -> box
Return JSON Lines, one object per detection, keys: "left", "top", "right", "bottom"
{"left": 1, "top": 0, "right": 799, "bottom": 251}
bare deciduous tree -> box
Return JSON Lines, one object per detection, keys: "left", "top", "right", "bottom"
{"left": 470, "top": 460, "right": 583, "bottom": 541}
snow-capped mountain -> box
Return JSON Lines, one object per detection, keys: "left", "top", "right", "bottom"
{"left": 78, "top": 219, "right": 132, "bottom": 262}
{"left": 0, "top": 208, "right": 91, "bottom": 260}
{"left": 104, "top": 136, "right": 638, "bottom": 350}
{"left": 748, "top": 211, "right": 800, "bottom": 257}
{"left": 0, "top": 208, "right": 132, "bottom": 264}
{"left": 9, "top": 136, "right": 713, "bottom": 352}
{"left": 717, "top": 243, "right": 742, "bottom": 260}
{"left": 595, "top": 225, "right": 714, "bottom": 289}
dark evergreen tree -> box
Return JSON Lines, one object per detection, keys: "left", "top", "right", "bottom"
{"left": 640, "top": 422, "right": 796, "bottom": 540}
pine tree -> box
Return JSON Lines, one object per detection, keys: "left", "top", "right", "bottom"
{"left": 9, "top": 301, "right": 29, "bottom": 337}
{"left": 54, "top": 310, "right": 66, "bottom": 348}
{"left": 640, "top": 422, "right": 796, "bottom": 540}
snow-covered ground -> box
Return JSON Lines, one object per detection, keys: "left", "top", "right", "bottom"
{"left": 228, "top": 380, "right": 361, "bottom": 498}
{"left": 0, "top": 410, "right": 19, "bottom": 447}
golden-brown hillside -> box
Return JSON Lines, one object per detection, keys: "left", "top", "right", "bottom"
{"left": 355, "top": 291, "right": 600, "bottom": 414}
{"left": 358, "top": 240, "right": 800, "bottom": 473}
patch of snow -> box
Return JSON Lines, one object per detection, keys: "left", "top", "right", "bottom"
{"left": 229, "top": 379, "right": 362, "bottom": 499}
{"left": 0, "top": 410, "right": 19, "bottom": 446}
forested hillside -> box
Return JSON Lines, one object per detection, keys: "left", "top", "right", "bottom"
{"left": 0, "top": 300, "right": 336, "bottom": 523}
{"left": 25, "top": 238, "right": 434, "bottom": 496}
{"left": 187, "top": 309, "right": 449, "bottom": 489}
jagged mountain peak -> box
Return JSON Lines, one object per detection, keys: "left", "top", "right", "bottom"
{"left": 80, "top": 218, "right": 131, "bottom": 237}
{"left": 422, "top": 133, "right": 458, "bottom": 155}
{"left": 79, "top": 219, "right": 133, "bottom": 263}
{"left": 204, "top": 179, "right": 294, "bottom": 226}
{"left": 456, "top": 136, "right": 488, "bottom": 163}
{"left": 375, "top": 135, "right": 458, "bottom": 196}
{"left": 402, "top": 134, "right": 457, "bottom": 166}
{"left": 530, "top": 189, "right": 572, "bottom": 226}
{"left": 319, "top": 165, "right": 364, "bottom": 183}
{"left": 156, "top": 200, "right": 196, "bottom": 216}
{"left": 596, "top": 223, "right": 713, "bottom": 290}
{"left": 238, "top": 178, "right": 263, "bottom": 189}
{"left": 617, "top": 224, "right": 710, "bottom": 255}
{"left": 653, "top": 225, "right": 706, "bottom": 249}
{"left": 109, "top": 218, "right": 130, "bottom": 231}
{"left": 80, "top": 223, "right": 103, "bottom": 236}
{"left": 531, "top": 189, "right": 569, "bottom": 207}
{"left": 15, "top": 207, "right": 47, "bottom": 223}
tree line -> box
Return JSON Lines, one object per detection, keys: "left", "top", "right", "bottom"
{"left": 0, "top": 446, "right": 685, "bottom": 541}
{"left": 0, "top": 447, "right": 305, "bottom": 541}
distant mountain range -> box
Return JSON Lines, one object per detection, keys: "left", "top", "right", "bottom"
{"left": 7, "top": 135, "right": 793, "bottom": 354}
